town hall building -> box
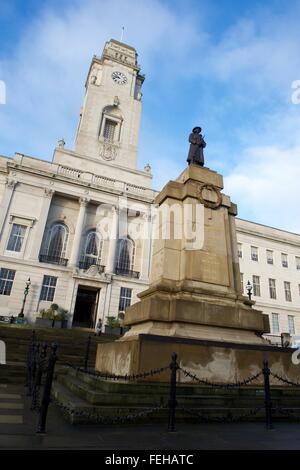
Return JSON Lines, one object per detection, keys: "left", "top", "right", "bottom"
{"left": 0, "top": 39, "right": 299, "bottom": 344}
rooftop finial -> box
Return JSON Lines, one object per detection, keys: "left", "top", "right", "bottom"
{"left": 120, "top": 26, "right": 124, "bottom": 42}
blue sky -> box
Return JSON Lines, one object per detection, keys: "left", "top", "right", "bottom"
{"left": 0, "top": 0, "right": 300, "bottom": 232}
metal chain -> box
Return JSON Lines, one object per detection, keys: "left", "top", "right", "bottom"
{"left": 179, "top": 367, "right": 262, "bottom": 388}
{"left": 179, "top": 406, "right": 263, "bottom": 423}
{"left": 270, "top": 371, "right": 300, "bottom": 387}
{"left": 52, "top": 397, "right": 163, "bottom": 424}
{"left": 63, "top": 363, "right": 170, "bottom": 381}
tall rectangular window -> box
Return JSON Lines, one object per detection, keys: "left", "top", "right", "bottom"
{"left": 252, "top": 275, "right": 261, "bottom": 297}
{"left": 288, "top": 315, "right": 295, "bottom": 335}
{"left": 251, "top": 246, "right": 258, "bottom": 262}
{"left": 237, "top": 243, "right": 243, "bottom": 258}
{"left": 266, "top": 250, "right": 274, "bottom": 265}
{"left": 271, "top": 313, "right": 280, "bottom": 334}
{"left": 7, "top": 224, "right": 26, "bottom": 252}
{"left": 103, "top": 119, "right": 117, "bottom": 142}
{"left": 240, "top": 273, "right": 244, "bottom": 293}
{"left": 269, "top": 278, "right": 276, "bottom": 299}
{"left": 40, "top": 275, "right": 57, "bottom": 302}
{"left": 0, "top": 268, "right": 16, "bottom": 296}
{"left": 118, "top": 287, "right": 132, "bottom": 315}
{"left": 281, "top": 253, "right": 288, "bottom": 268}
{"left": 284, "top": 281, "right": 292, "bottom": 302}
{"left": 296, "top": 257, "right": 300, "bottom": 271}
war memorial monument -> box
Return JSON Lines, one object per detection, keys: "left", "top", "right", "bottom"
{"left": 96, "top": 129, "right": 299, "bottom": 384}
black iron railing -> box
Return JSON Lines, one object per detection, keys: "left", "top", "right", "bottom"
{"left": 39, "top": 254, "right": 68, "bottom": 266}
{"left": 115, "top": 267, "right": 140, "bottom": 278}
{"left": 78, "top": 259, "right": 105, "bottom": 272}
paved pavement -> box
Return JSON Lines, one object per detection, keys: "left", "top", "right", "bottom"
{"left": 1, "top": 384, "right": 300, "bottom": 450}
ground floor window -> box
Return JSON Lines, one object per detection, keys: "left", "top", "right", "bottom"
{"left": 40, "top": 275, "right": 57, "bottom": 301}
{"left": 271, "top": 313, "right": 280, "bottom": 334}
{"left": 0, "top": 268, "right": 16, "bottom": 296}
{"left": 118, "top": 287, "right": 132, "bottom": 316}
{"left": 288, "top": 315, "right": 295, "bottom": 335}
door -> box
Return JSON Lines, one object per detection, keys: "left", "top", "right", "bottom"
{"left": 72, "top": 286, "right": 99, "bottom": 328}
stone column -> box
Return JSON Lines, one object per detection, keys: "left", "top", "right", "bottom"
{"left": 69, "top": 197, "right": 89, "bottom": 266}
{"left": 0, "top": 178, "right": 17, "bottom": 238}
{"left": 30, "top": 188, "right": 54, "bottom": 260}
{"left": 140, "top": 212, "right": 152, "bottom": 280}
{"left": 105, "top": 206, "right": 119, "bottom": 273}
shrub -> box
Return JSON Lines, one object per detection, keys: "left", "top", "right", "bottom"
{"left": 54, "top": 307, "right": 68, "bottom": 322}
{"left": 39, "top": 304, "right": 68, "bottom": 321}
{"left": 105, "top": 316, "right": 120, "bottom": 329}
{"left": 41, "top": 309, "right": 55, "bottom": 320}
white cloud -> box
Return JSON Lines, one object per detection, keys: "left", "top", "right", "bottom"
{"left": 225, "top": 144, "right": 300, "bottom": 233}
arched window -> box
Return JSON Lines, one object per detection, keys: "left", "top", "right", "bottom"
{"left": 47, "top": 223, "right": 68, "bottom": 258}
{"left": 116, "top": 238, "right": 135, "bottom": 274}
{"left": 41, "top": 223, "right": 69, "bottom": 264}
{"left": 80, "top": 230, "right": 103, "bottom": 269}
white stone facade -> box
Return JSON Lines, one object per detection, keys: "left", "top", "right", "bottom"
{"left": 236, "top": 219, "right": 300, "bottom": 345}
{"left": 0, "top": 38, "right": 299, "bottom": 338}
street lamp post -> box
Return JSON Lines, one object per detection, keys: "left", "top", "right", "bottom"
{"left": 246, "top": 280, "right": 253, "bottom": 302}
{"left": 19, "top": 277, "right": 31, "bottom": 317}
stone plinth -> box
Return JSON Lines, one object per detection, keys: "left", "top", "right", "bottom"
{"left": 96, "top": 334, "right": 298, "bottom": 384}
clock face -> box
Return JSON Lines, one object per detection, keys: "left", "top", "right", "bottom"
{"left": 111, "top": 71, "right": 127, "bottom": 85}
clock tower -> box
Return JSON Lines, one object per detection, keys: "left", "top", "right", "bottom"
{"left": 74, "top": 39, "right": 145, "bottom": 170}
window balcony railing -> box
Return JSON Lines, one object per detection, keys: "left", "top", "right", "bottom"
{"left": 78, "top": 258, "right": 105, "bottom": 272}
{"left": 39, "top": 254, "right": 68, "bottom": 266}
{"left": 115, "top": 267, "right": 140, "bottom": 279}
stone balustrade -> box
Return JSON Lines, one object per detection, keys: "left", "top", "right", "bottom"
{"left": 56, "top": 164, "right": 155, "bottom": 199}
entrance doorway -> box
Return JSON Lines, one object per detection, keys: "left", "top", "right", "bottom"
{"left": 72, "top": 286, "right": 100, "bottom": 328}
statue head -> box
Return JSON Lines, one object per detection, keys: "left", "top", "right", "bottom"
{"left": 192, "top": 126, "right": 201, "bottom": 134}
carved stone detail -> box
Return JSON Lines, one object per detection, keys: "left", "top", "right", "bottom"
{"left": 198, "top": 184, "right": 222, "bottom": 210}
{"left": 79, "top": 197, "right": 90, "bottom": 207}
{"left": 100, "top": 140, "right": 118, "bottom": 161}
{"left": 6, "top": 178, "right": 17, "bottom": 189}
{"left": 44, "top": 188, "right": 55, "bottom": 198}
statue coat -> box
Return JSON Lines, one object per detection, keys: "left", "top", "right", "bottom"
{"left": 187, "top": 132, "right": 206, "bottom": 166}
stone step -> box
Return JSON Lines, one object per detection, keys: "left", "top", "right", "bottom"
{"left": 0, "top": 414, "right": 23, "bottom": 424}
{"left": 64, "top": 367, "right": 300, "bottom": 399}
{"left": 51, "top": 380, "right": 300, "bottom": 425}
{"left": 0, "top": 325, "right": 114, "bottom": 340}
{"left": 57, "top": 370, "right": 300, "bottom": 409}
{"left": 56, "top": 374, "right": 167, "bottom": 406}
{"left": 51, "top": 380, "right": 170, "bottom": 425}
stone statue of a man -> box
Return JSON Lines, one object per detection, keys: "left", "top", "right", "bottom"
{"left": 187, "top": 127, "right": 206, "bottom": 167}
